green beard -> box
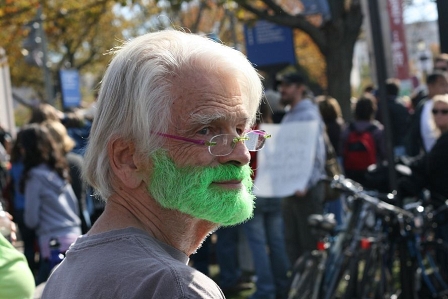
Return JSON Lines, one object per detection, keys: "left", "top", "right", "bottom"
{"left": 148, "top": 151, "right": 255, "bottom": 226}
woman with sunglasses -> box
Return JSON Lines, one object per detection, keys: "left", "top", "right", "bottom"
{"left": 400, "top": 94, "right": 448, "bottom": 241}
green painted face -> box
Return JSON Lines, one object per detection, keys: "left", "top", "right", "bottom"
{"left": 148, "top": 151, "right": 255, "bottom": 226}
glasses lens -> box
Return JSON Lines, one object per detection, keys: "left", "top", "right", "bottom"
{"left": 245, "top": 131, "right": 267, "bottom": 151}
{"left": 208, "top": 131, "right": 270, "bottom": 156}
{"left": 208, "top": 134, "right": 233, "bottom": 156}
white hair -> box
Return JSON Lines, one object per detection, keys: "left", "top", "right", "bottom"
{"left": 83, "top": 30, "right": 263, "bottom": 199}
{"left": 433, "top": 94, "right": 448, "bottom": 106}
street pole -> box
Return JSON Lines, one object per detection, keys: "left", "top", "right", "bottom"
{"left": 367, "top": 0, "right": 397, "bottom": 193}
{"left": 37, "top": 4, "right": 55, "bottom": 105}
{"left": 436, "top": 0, "right": 448, "bottom": 53}
{"left": 368, "top": 2, "right": 412, "bottom": 297}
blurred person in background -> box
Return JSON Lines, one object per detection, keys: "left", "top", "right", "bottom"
{"left": 243, "top": 100, "right": 290, "bottom": 299}
{"left": 376, "top": 78, "right": 410, "bottom": 157}
{"left": 28, "top": 103, "right": 63, "bottom": 124}
{"left": 7, "top": 130, "right": 39, "bottom": 272}
{"left": 316, "top": 95, "right": 345, "bottom": 226}
{"left": 19, "top": 124, "right": 81, "bottom": 284}
{"left": 340, "top": 93, "right": 386, "bottom": 186}
{"left": 0, "top": 125, "right": 12, "bottom": 207}
{"left": 400, "top": 94, "right": 448, "bottom": 243}
{"left": 43, "top": 121, "right": 91, "bottom": 234}
{"left": 0, "top": 212, "right": 35, "bottom": 299}
{"left": 405, "top": 72, "right": 448, "bottom": 156}
{"left": 278, "top": 73, "right": 326, "bottom": 264}
{"left": 433, "top": 53, "right": 448, "bottom": 72}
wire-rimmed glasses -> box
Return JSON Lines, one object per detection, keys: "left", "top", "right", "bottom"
{"left": 156, "top": 130, "right": 271, "bottom": 157}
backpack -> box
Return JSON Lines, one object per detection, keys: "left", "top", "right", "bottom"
{"left": 343, "top": 123, "right": 377, "bottom": 171}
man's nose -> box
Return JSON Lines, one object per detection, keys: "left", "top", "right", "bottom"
{"left": 217, "top": 139, "right": 250, "bottom": 166}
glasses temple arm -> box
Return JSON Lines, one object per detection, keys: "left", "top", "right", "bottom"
{"left": 250, "top": 130, "right": 272, "bottom": 139}
{"left": 156, "top": 133, "right": 208, "bottom": 146}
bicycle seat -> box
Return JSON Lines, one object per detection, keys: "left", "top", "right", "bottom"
{"left": 308, "top": 213, "right": 337, "bottom": 232}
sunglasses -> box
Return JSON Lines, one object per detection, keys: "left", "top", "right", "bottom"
{"left": 432, "top": 109, "right": 448, "bottom": 115}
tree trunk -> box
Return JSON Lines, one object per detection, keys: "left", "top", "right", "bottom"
{"left": 322, "top": 8, "right": 361, "bottom": 123}
{"left": 325, "top": 44, "right": 355, "bottom": 122}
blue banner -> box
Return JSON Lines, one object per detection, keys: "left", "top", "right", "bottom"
{"left": 60, "top": 69, "right": 81, "bottom": 108}
{"left": 244, "top": 21, "right": 296, "bottom": 68}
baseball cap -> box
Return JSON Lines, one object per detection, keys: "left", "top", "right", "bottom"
{"left": 280, "top": 73, "right": 306, "bottom": 85}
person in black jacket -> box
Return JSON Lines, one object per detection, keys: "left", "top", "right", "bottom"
{"left": 376, "top": 78, "right": 410, "bottom": 157}
{"left": 401, "top": 94, "right": 448, "bottom": 241}
{"left": 404, "top": 94, "right": 448, "bottom": 200}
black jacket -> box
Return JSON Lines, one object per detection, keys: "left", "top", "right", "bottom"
{"left": 404, "top": 131, "right": 448, "bottom": 201}
{"left": 405, "top": 99, "right": 426, "bottom": 157}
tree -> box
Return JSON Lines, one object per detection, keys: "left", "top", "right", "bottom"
{"left": 0, "top": 0, "right": 237, "bottom": 106}
{"left": 234, "top": 0, "right": 364, "bottom": 119}
{"left": 0, "top": 0, "right": 134, "bottom": 103}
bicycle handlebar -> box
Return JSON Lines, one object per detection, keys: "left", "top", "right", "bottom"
{"left": 325, "top": 175, "right": 414, "bottom": 219}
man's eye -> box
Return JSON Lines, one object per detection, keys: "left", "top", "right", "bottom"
{"left": 237, "top": 126, "right": 251, "bottom": 136}
{"left": 197, "top": 128, "right": 209, "bottom": 135}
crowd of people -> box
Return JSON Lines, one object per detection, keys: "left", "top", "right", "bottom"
{"left": 0, "top": 102, "right": 97, "bottom": 297}
{"left": 0, "top": 30, "right": 447, "bottom": 299}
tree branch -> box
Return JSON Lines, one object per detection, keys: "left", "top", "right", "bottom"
{"left": 237, "top": 1, "right": 327, "bottom": 51}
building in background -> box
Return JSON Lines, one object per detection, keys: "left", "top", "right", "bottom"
{"left": 0, "top": 48, "right": 15, "bottom": 138}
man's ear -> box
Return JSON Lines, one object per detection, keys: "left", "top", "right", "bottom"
{"left": 108, "top": 137, "right": 142, "bottom": 189}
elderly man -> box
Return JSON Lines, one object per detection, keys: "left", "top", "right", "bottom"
{"left": 42, "top": 30, "right": 267, "bottom": 298}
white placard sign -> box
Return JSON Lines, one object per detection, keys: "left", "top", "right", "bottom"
{"left": 253, "top": 121, "right": 319, "bottom": 197}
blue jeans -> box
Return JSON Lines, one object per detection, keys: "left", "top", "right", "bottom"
{"left": 282, "top": 182, "right": 325, "bottom": 264}
{"left": 244, "top": 197, "right": 290, "bottom": 299}
{"left": 324, "top": 198, "right": 345, "bottom": 227}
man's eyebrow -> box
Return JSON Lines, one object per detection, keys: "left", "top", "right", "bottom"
{"left": 189, "top": 112, "right": 227, "bottom": 125}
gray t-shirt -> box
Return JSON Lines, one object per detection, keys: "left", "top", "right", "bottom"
{"left": 42, "top": 227, "right": 225, "bottom": 299}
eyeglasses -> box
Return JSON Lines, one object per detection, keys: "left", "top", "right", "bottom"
{"left": 156, "top": 130, "right": 271, "bottom": 157}
{"left": 432, "top": 109, "right": 448, "bottom": 115}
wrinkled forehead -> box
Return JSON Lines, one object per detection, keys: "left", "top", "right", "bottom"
{"left": 169, "top": 69, "right": 253, "bottom": 127}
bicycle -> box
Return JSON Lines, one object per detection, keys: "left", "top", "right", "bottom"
{"left": 326, "top": 178, "right": 448, "bottom": 299}
{"left": 321, "top": 177, "right": 414, "bottom": 299}
{"left": 287, "top": 213, "right": 337, "bottom": 299}
{"left": 397, "top": 197, "right": 448, "bottom": 299}
{"left": 287, "top": 175, "right": 448, "bottom": 299}
{"left": 287, "top": 175, "right": 410, "bottom": 299}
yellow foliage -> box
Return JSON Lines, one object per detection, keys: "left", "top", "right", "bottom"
{"left": 292, "top": 29, "right": 327, "bottom": 88}
{"left": 0, "top": 0, "right": 131, "bottom": 98}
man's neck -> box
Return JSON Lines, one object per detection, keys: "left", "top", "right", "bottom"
{"left": 88, "top": 192, "right": 217, "bottom": 256}
{"left": 290, "top": 96, "right": 305, "bottom": 110}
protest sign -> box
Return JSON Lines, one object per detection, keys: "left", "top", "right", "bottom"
{"left": 253, "top": 121, "right": 318, "bottom": 197}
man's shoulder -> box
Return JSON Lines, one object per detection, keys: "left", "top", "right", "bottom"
{"left": 285, "top": 99, "right": 321, "bottom": 121}
{"left": 43, "top": 229, "right": 224, "bottom": 298}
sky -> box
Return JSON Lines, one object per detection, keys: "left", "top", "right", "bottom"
{"left": 403, "top": 0, "right": 438, "bottom": 24}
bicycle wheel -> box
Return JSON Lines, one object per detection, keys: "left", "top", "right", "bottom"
{"left": 288, "top": 251, "right": 326, "bottom": 299}
{"left": 321, "top": 252, "right": 354, "bottom": 299}
{"left": 416, "top": 240, "right": 448, "bottom": 298}
{"left": 357, "top": 242, "right": 398, "bottom": 299}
